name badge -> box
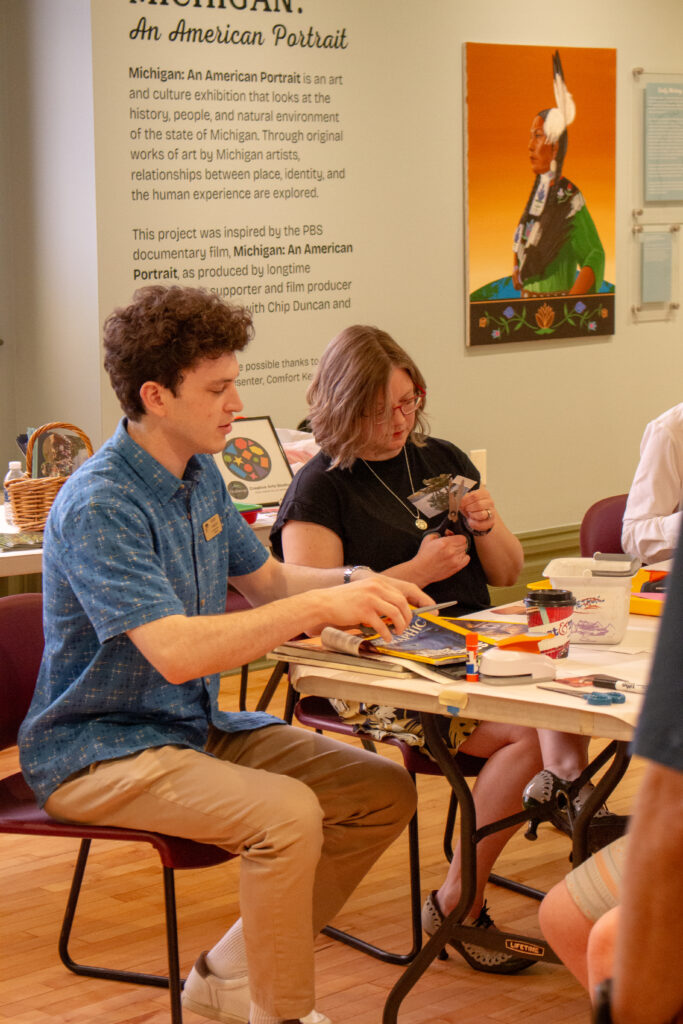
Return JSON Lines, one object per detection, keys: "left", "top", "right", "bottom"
{"left": 202, "top": 513, "right": 223, "bottom": 542}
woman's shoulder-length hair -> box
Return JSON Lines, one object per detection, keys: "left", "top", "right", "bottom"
{"left": 306, "top": 324, "right": 429, "bottom": 469}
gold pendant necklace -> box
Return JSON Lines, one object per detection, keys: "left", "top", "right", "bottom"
{"left": 361, "top": 447, "right": 428, "bottom": 531}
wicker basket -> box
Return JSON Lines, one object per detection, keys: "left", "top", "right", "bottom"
{"left": 6, "top": 421, "right": 93, "bottom": 531}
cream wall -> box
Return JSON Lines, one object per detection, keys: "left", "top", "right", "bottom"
{"left": 0, "top": 0, "right": 100, "bottom": 471}
{"left": 1, "top": 0, "right": 682, "bottom": 534}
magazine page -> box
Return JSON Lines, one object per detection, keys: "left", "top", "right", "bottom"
{"left": 320, "top": 613, "right": 475, "bottom": 666}
{"left": 320, "top": 627, "right": 371, "bottom": 657}
{"left": 442, "top": 617, "right": 543, "bottom": 648}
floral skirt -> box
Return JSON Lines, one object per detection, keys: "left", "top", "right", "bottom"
{"left": 328, "top": 698, "right": 479, "bottom": 757}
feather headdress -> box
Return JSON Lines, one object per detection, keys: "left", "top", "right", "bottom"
{"left": 543, "top": 51, "right": 576, "bottom": 144}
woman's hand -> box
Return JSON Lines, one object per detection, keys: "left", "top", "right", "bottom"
{"left": 460, "top": 486, "right": 497, "bottom": 535}
{"left": 458, "top": 486, "right": 524, "bottom": 587}
{"left": 410, "top": 532, "right": 470, "bottom": 586}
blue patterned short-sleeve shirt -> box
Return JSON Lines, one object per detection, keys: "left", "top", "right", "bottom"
{"left": 19, "top": 420, "right": 276, "bottom": 806}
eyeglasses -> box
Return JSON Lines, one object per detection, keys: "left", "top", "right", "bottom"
{"left": 366, "top": 390, "right": 425, "bottom": 423}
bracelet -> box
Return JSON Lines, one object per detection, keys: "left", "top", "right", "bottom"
{"left": 470, "top": 525, "right": 494, "bottom": 537}
{"left": 343, "top": 564, "right": 371, "bottom": 584}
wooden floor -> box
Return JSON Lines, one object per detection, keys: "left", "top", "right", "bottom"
{"left": 0, "top": 666, "right": 643, "bottom": 1024}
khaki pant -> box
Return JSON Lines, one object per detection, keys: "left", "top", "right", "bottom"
{"left": 45, "top": 723, "right": 416, "bottom": 1019}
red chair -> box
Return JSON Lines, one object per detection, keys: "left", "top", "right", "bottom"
{"left": 579, "top": 494, "right": 629, "bottom": 558}
{"left": 293, "top": 694, "right": 543, "bottom": 966}
{"left": 0, "top": 593, "right": 235, "bottom": 1024}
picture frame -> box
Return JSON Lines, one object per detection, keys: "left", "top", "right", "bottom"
{"left": 213, "top": 416, "right": 293, "bottom": 507}
{"left": 465, "top": 43, "right": 616, "bottom": 346}
{"left": 30, "top": 427, "right": 90, "bottom": 479}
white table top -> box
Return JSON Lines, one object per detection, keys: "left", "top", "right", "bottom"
{"left": 289, "top": 612, "right": 660, "bottom": 743}
{"left": 0, "top": 504, "right": 43, "bottom": 577}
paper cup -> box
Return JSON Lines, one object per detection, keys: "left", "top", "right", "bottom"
{"left": 524, "top": 588, "right": 575, "bottom": 659}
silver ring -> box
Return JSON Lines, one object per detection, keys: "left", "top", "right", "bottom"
{"left": 487, "top": 509, "right": 493, "bottom": 520}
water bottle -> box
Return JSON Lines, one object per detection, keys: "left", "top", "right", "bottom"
{"left": 3, "top": 461, "right": 23, "bottom": 526}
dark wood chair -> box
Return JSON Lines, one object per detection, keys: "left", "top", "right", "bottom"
{"left": 0, "top": 592, "right": 236, "bottom": 1024}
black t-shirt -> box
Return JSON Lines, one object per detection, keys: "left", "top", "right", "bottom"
{"left": 270, "top": 437, "right": 491, "bottom": 614}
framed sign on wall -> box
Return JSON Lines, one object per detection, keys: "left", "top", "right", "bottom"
{"left": 214, "top": 416, "right": 293, "bottom": 506}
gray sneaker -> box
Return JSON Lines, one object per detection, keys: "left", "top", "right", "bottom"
{"left": 522, "top": 769, "right": 627, "bottom": 851}
{"left": 421, "top": 891, "right": 534, "bottom": 975}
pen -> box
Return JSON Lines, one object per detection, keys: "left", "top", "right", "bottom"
{"left": 587, "top": 674, "right": 647, "bottom": 695}
{"left": 412, "top": 600, "right": 459, "bottom": 615}
{"left": 359, "top": 599, "right": 460, "bottom": 635}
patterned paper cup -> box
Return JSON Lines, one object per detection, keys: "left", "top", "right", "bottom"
{"left": 524, "top": 588, "right": 576, "bottom": 659}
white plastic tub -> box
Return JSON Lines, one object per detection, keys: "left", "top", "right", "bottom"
{"left": 543, "top": 556, "right": 637, "bottom": 644}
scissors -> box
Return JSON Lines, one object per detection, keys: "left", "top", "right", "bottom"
{"left": 537, "top": 685, "right": 626, "bottom": 706}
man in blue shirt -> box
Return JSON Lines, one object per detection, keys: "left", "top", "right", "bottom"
{"left": 18, "top": 285, "right": 426, "bottom": 1024}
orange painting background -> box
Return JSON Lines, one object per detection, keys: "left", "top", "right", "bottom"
{"left": 466, "top": 43, "right": 616, "bottom": 294}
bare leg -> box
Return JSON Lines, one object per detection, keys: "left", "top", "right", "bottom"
{"left": 435, "top": 721, "right": 542, "bottom": 917}
{"left": 538, "top": 878, "right": 593, "bottom": 988}
{"left": 536, "top": 729, "right": 590, "bottom": 779}
{"left": 587, "top": 906, "right": 619, "bottom": 998}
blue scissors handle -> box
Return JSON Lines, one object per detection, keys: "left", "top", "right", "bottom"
{"left": 538, "top": 685, "right": 628, "bottom": 706}
{"left": 582, "top": 691, "right": 626, "bottom": 706}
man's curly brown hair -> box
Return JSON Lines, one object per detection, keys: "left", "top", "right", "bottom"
{"left": 103, "top": 286, "right": 254, "bottom": 420}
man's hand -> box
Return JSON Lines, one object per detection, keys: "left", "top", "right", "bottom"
{"left": 307, "top": 575, "right": 430, "bottom": 642}
{"left": 128, "top": 568, "right": 428, "bottom": 685}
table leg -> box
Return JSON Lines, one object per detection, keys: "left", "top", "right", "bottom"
{"left": 570, "top": 740, "right": 631, "bottom": 865}
{"left": 382, "top": 712, "right": 562, "bottom": 1023}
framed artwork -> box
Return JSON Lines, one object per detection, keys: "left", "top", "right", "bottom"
{"left": 214, "top": 416, "right": 293, "bottom": 506}
{"left": 465, "top": 43, "right": 616, "bottom": 345}
{"left": 31, "top": 427, "right": 90, "bottom": 479}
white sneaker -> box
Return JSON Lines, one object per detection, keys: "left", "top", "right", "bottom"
{"left": 283, "top": 1015, "right": 332, "bottom": 1024}
{"left": 181, "top": 951, "right": 332, "bottom": 1024}
{"left": 182, "top": 952, "right": 250, "bottom": 1024}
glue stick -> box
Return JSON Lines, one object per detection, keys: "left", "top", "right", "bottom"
{"left": 466, "top": 632, "right": 479, "bottom": 681}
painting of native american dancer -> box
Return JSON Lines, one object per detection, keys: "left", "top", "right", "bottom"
{"left": 466, "top": 44, "right": 616, "bottom": 345}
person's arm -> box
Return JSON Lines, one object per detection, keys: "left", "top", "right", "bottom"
{"left": 458, "top": 486, "right": 523, "bottom": 587}
{"left": 622, "top": 418, "right": 683, "bottom": 563}
{"left": 611, "top": 761, "right": 683, "bottom": 1024}
{"left": 512, "top": 258, "right": 522, "bottom": 292}
{"left": 568, "top": 201, "right": 605, "bottom": 293}
{"left": 568, "top": 265, "right": 595, "bottom": 295}
{"left": 280, "top": 519, "right": 471, "bottom": 589}
{"left": 128, "top": 558, "right": 429, "bottom": 685}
